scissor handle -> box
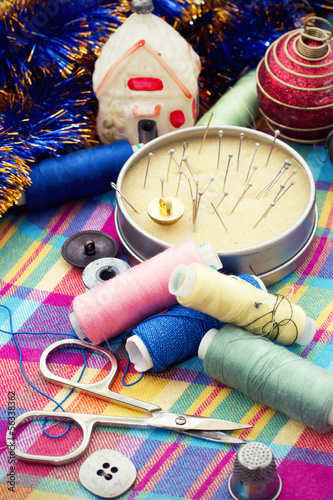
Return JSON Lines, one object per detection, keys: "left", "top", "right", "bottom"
{"left": 7, "top": 410, "right": 94, "bottom": 465}
{"left": 40, "top": 339, "right": 160, "bottom": 414}
{"left": 9, "top": 410, "right": 154, "bottom": 465}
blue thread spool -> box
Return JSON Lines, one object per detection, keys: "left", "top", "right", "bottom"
{"left": 126, "top": 273, "right": 265, "bottom": 372}
{"left": 23, "top": 140, "right": 134, "bottom": 212}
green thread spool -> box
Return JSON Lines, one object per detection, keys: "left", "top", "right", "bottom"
{"left": 196, "top": 70, "right": 259, "bottom": 128}
{"left": 198, "top": 325, "right": 333, "bottom": 434}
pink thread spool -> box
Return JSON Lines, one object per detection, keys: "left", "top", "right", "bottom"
{"left": 70, "top": 239, "right": 221, "bottom": 344}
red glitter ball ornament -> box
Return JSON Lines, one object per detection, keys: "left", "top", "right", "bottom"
{"left": 257, "top": 17, "right": 333, "bottom": 143}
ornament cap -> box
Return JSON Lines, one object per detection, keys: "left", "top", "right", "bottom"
{"left": 297, "top": 17, "right": 333, "bottom": 60}
{"left": 131, "top": 0, "right": 154, "bottom": 14}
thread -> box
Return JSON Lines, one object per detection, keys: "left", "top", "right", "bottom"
{"left": 127, "top": 273, "right": 264, "bottom": 372}
{"left": 200, "top": 325, "right": 333, "bottom": 433}
{"left": 0, "top": 304, "right": 128, "bottom": 438}
{"left": 0, "top": 304, "right": 83, "bottom": 438}
{"left": 24, "top": 140, "right": 134, "bottom": 212}
{"left": 169, "top": 263, "right": 316, "bottom": 346}
{"left": 129, "top": 306, "right": 222, "bottom": 372}
{"left": 196, "top": 71, "right": 259, "bottom": 128}
{"left": 71, "top": 239, "right": 221, "bottom": 344}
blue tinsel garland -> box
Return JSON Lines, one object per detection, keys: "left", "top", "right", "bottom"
{"left": 0, "top": 0, "right": 312, "bottom": 214}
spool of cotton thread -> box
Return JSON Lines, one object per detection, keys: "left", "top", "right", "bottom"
{"left": 169, "top": 263, "right": 316, "bottom": 346}
{"left": 70, "top": 239, "right": 222, "bottom": 344}
{"left": 196, "top": 70, "right": 259, "bottom": 128}
{"left": 126, "top": 273, "right": 265, "bottom": 372}
{"left": 18, "top": 140, "right": 136, "bottom": 212}
{"left": 198, "top": 325, "right": 333, "bottom": 433}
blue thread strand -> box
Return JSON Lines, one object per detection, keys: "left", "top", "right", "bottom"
{"left": 25, "top": 140, "right": 133, "bottom": 212}
{"left": 42, "top": 350, "right": 87, "bottom": 438}
{"left": 122, "top": 353, "right": 145, "bottom": 386}
{"left": 0, "top": 305, "right": 73, "bottom": 410}
{"left": 1, "top": 305, "right": 94, "bottom": 438}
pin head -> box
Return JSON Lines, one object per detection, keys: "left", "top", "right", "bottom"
{"left": 147, "top": 196, "right": 184, "bottom": 225}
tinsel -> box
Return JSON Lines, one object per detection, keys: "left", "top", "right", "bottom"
{"left": 0, "top": 69, "right": 98, "bottom": 158}
{"left": 0, "top": 68, "right": 104, "bottom": 214}
{"left": 0, "top": 145, "right": 32, "bottom": 216}
{"left": 0, "top": 0, "right": 312, "bottom": 214}
{"left": 0, "top": 0, "right": 130, "bottom": 213}
{"left": 0, "top": 0, "right": 130, "bottom": 90}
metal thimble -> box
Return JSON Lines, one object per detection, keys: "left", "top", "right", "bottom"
{"left": 228, "top": 442, "right": 282, "bottom": 500}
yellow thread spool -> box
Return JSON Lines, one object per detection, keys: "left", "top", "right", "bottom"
{"left": 169, "top": 263, "right": 316, "bottom": 346}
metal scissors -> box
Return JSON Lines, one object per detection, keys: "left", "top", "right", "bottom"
{"left": 7, "top": 339, "right": 252, "bottom": 465}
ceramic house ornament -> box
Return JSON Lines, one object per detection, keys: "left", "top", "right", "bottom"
{"left": 93, "top": 0, "right": 201, "bottom": 145}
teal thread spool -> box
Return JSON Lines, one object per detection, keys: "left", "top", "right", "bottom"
{"left": 198, "top": 325, "right": 333, "bottom": 433}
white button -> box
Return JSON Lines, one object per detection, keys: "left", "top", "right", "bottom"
{"left": 79, "top": 449, "right": 137, "bottom": 498}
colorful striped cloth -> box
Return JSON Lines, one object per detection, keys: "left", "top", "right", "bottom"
{"left": 0, "top": 142, "right": 332, "bottom": 500}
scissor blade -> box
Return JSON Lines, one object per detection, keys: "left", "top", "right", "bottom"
{"left": 178, "top": 429, "right": 247, "bottom": 445}
{"left": 182, "top": 415, "right": 252, "bottom": 432}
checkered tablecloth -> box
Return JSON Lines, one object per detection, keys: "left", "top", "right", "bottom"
{"left": 0, "top": 141, "right": 332, "bottom": 500}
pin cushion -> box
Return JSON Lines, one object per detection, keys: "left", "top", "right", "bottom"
{"left": 114, "top": 126, "right": 317, "bottom": 286}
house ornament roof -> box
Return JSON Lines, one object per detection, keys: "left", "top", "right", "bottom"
{"left": 93, "top": 10, "right": 200, "bottom": 98}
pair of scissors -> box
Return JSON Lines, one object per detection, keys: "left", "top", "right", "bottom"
{"left": 7, "top": 339, "right": 252, "bottom": 465}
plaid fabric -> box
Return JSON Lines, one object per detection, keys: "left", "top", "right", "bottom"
{"left": 0, "top": 142, "right": 332, "bottom": 500}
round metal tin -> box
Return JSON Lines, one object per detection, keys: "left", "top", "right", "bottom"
{"left": 114, "top": 126, "right": 317, "bottom": 286}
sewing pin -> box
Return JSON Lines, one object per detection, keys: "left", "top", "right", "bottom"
{"left": 272, "top": 183, "right": 285, "bottom": 202}
{"left": 254, "top": 160, "right": 291, "bottom": 199}
{"left": 274, "top": 179, "right": 296, "bottom": 203}
{"left": 265, "top": 130, "right": 280, "bottom": 167}
{"left": 183, "top": 156, "right": 196, "bottom": 177}
{"left": 166, "top": 149, "right": 175, "bottom": 182}
{"left": 253, "top": 201, "right": 275, "bottom": 228}
{"left": 195, "top": 179, "right": 199, "bottom": 204}
{"left": 143, "top": 152, "right": 153, "bottom": 189}
{"left": 245, "top": 142, "right": 259, "bottom": 183}
{"left": 196, "top": 190, "right": 204, "bottom": 217}
{"left": 258, "top": 160, "right": 291, "bottom": 199}
{"left": 237, "top": 132, "right": 244, "bottom": 172}
{"left": 242, "top": 165, "right": 258, "bottom": 194}
{"left": 175, "top": 169, "right": 185, "bottom": 197}
{"left": 192, "top": 180, "right": 200, "bottom": 227}
{"left": 188, "top": 177, "right": 194, "bottom": 199}
{"left": 198, "top": 112, "right": 214, "bottom": 154}
{"left": 179, "top": 143, "right": 188, "bottom": 169}
{"left": 160, "top": 176, "right": 165, "bottom": 197}
{"left": 284, "top": 168, "right": 297, "bottom": 185}
{"left": 202, "top": 176, "right": 215, "bottom": 196}
{"left": 223, "top": 154, "right": 233, "bottom": 192}
{"left": 211, "top": 202, "right": 228, "bottom": 231}
{"left": 217, "top": 130, "right": 223, "bottom": 170}
{"left": 215, "top": 190, "right": 228, "bottom": 210}
{"left": 192, "top": 196, "right": 197, "bottom": 225}
{"left": 231, "top": 182, "right": 252, "bottom": 214}
{"left": 110, "top": 183, "right": 139, "bottom": 214}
